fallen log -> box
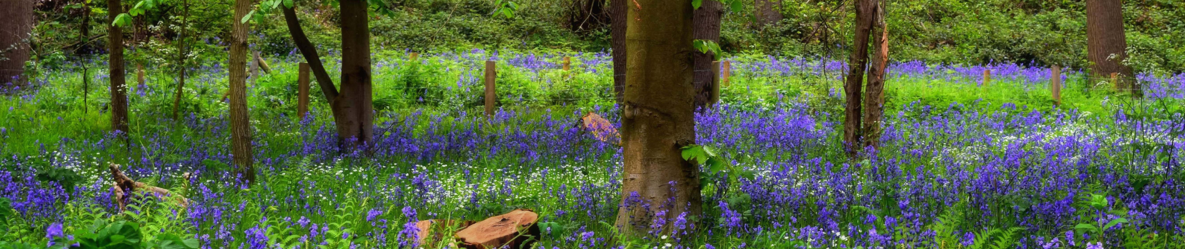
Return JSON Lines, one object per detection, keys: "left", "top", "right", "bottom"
{"left": 454, "top": 209, "right": 540, "bottom": 249}
{"left": 109, "top": 162, "right": 189, "bottom": 212}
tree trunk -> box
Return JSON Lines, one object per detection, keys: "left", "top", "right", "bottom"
{"left": 337, "top": 0, "right": 374, "bottom": 148}
{"left": 693, "top": 0, "right": 723, "bottom": 111}
{"left": 82, "top": 0, "right": 90, "bottom": 113}
{"left": 615, "top": 0, "right": 700, "bottom": 234}
{"left": 1086, "top": 0, "right": 1136, "bottom": 96}
{"left": 610, "top": 0, "right": 627, "bottom": 105}
{"left": 172, "top": 0, "right": 189, "bottom": 120}
{"left": 0, "top": 0, "right": 34, "bottom": 88}
{"left": 843, "top": 0, "right": 876, "bottom": 157}
{"left": 229, "top": 0, "right": 255, "bottom": 184}
{"left": 108, "top": 0, "right": 130, "bottom": 133}
{"left": 282, "top": 6, "right": 339, "bottom": 102}
{"left": 862, "top": 1, "right": 887, "bottom": 150}
{"left": 755, "top": 0, "right": 782, "bottom": 27}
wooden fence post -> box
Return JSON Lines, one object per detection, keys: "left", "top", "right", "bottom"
{"left": 1052, "top": 66, "right": 1061, "bottom": 107}
{"left": 710, "top": 61, "right": 721, "bottom": 106}
{"left": 983, "top": 69, "right": 991, "bottom": 87}
{"left": 484, "top": 60, "right": 497, "bottom": 117}
{"left": 563, "top": 56, "right": 571, "bottom": 71}
{"left": 137, "top": 63, "right": 145, "bottom": 88}
{"left": 298, "top": 62, "right": 310, "bottom": 119}
{"left": 410, "top": 52, "right": 419, "bottom": 60}
{"left": 722, "top": 60, "right": 731, "bottom": 87}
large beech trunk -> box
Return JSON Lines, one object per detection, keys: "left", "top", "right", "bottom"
{"left": 107, "top": 0, "right": 130, "bottom": 133}
{"left": 1086, "top": 0, "right": 1136, "bottom": 96}
{"left": 693, "top": 0, "right": 724, "bottom": 110}
{"left": 843, "top": 0, "right": 876, "bottom": 156}
{"left": 610, "top": 0, "right": 627, "bottom": 105}
{"left": 615, "top": 0, "right": 701, "bottom": 234}
{"left": 229, "top": 0, "right": 255, "bottom": 184}
{"left": 0, "top": 0, "right": 33, "bottom": 88}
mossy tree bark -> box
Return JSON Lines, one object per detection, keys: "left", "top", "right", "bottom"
{"left": 1086, "top": 0, "right": 1136, "bottom": 96}
{"left": 615, "top": 0, "right": 701, "bottom": 234}
{"left": 610, "top": 0, "right": 628, "bottom": 105}
{"left": 337, "top": 0, "right": 375, "bottom": 148}
{"left": 843, "top": 0, "right": 876, "bottom": 157}
{"left": 0, "top": 0, "right": 33, "bottom": 88}
{"left": 862, "top": 1, "right": 887, "bottom": 150}
{"left": 229, "top": 0, "right": 255, "bottom": 184}
{"left": 107, "top": 0, "right": 130, "bottom": 133}
{"left": 693, "top": 0, "right": 724, "bottom": 111}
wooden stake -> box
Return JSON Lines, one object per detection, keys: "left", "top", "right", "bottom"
{"left": 710, "top": 61, "right": 721, "bottom": 106}
{"left": 298, "top": 63, "right": 310, "bottom": 119}
{"left": 722, "top": 61, "right": 731, "bottom": 87}
{"left": 1052, "top": 66, "right": 1061, "bottom": 107}
{"left": 137, "top": 63, "right": 145, "bottom": 87}
{"left": 484, "top": 60, "right": 497, "bottom": 117}
{"left": 410, "top": 52, "right": 419, "bottom": 60}
{"left": 562, "top": 56, "right": 571, "bottom": 71}
{"left": 1110, "top": 72, "right": 1119, "bottom": 90}
{"left": 983, "top": 69, "right": 990, "bottom": 87}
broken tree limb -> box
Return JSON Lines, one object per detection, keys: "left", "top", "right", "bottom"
{"left": 108, "top": 162, "right": 189, "bottom": 212}
{"left": 576, "top": 112, "right": 621, "bottom": 145}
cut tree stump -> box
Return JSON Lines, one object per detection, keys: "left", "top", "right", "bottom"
{"left": 577, "top": 112, "right": 620, "bottom": 145}
{"left": 415, "top": 219, "right": 474, "bottom": 247}
{"left": 454, "top": 209, "right": 540, "bottom": 249}
{"left": 109, "top": 162, "right": 189, "bottom": 212}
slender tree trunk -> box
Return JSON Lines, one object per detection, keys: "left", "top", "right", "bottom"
{"left": 843, "top": 0, "right": 875, "bottom": 157}
{"left": 615, "top": 0, "right": 700, "bottom": 234}
{"left": 229, "top": 0, "right": 255, "bottom": 184}
{"left": 338, "top": 0, "right": 374, "bottom": 148}
{"left": 862, "top": 1, "right": 887, "bottom": 150}
{"left": 282, "top": 6, "right": 339, "bottom": 102}
{"left": 610, "top": 0, "right": 627, "bottom": 105}
{"left": 693, "top": 0, "right": 723, "bottom": 111}
{"left": 82, "top": 0, "right": 90, "bottom": 113}
{"left": 172, "top": 0, "right": 189, "bottom": 120}
{"left": 755, "top": 0, "right": 782, "bottom": 27}
{"left": 0, "top": 0, "right": 34, "bottom": 88}
{"left": 108, "top": 0, "right": 130, "bottom": 133}
{"left": 1086, "top": 0, "right": 1136, "bottom": 96}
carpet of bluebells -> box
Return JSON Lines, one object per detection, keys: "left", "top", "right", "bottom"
{"left": 2, "top": 50, "right": 1184, "bottom": 248}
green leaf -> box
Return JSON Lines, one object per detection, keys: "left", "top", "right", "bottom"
{"left": 241, "top": 10, "right": 256, "bottom": 24}
{"left": 112, "top": 13, "right": 133, "bottom": 27}
{"left": 728, "top": 0, "right": 744, "bottom": 12}
{"left": 706, "top": 158, "right": 725, "bottom": 173}
{"left": 692, "top": 0, "right": 703, "bottom": 9}
{"left": 1103, "top": 218, "right": 1128, "bottom": 230}
{"left": 1073, "top": 223, "right": 1099, "bottom": 233}
{"left": 283, "top": 0, "right": 294, "bottom": 8}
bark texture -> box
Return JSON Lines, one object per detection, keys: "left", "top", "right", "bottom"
{"left": 108, "top": 0, "right": 130, "bottom": 133}
{"left": 862, "top": 2, "right": 887, "bottom": 150}
{"left": 0, "top": 0, "right": 33, "bottom": 88}
{"left": 755, "top": 0, "right": 782, "bottom": 27}
{"left": 610, "top": 0, "right": 627, "bottom": 105}
{"left": 338, "top": 0, "right": 375, "bottom": 147}
{"left": 615, "top": 0, "right": 701, "bottom": 234}
{"left": 843, "top": 0, "right": 876, "bottom": 156}
{"left": 229, "top": 0, "right": 255, "bottom": 184}
{"left": 1085, "top": 0, "right": 1136, "bottom": 96}
{"left": 693, "top": 0, "right": 724, "bottom": 111}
